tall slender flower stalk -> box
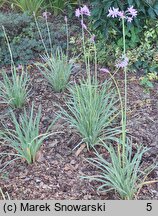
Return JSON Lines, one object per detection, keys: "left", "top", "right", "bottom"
{"left": 122, "top": 17, "right": 127, "bottom": 166}
{"left": 64, "top": 16, "right": 69, "bottom": 61}
{"left": 46, "top": 14, "right": 53, "bottom": 55}
{"left": 75, "top": 5, "right": 97, "bottom": 83}
{"left": 34, "top": 12, "right": 50, "bottom": 58}
{"left": 82, "top": 6, "right": 158, "bottom": 199}
{"left": 2, "top": 26, "right": 15, "bottom": 70}
{"left": 81, "top": 15, "right": 90, "bottom": 82}
{"left": 107, "top": 6, "right": 138, "bottom": 167}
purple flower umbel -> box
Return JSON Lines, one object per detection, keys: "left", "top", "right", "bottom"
{"left": 107, "top": 6, "right": 137, "bottom": 22}
{"left": 75, "top": 5, "right": 91, "bottom": 17}
{"left": 81, "top": 5, "right": 91, "bottom": 16}
{"left": 107, "top": 7, "right": 119, "bottom": 18}
{"left": 75, "top": 5, "right": 90, "bottom": 31}
{"left": 127, "top": 6, "right": 137, "bottom": 17}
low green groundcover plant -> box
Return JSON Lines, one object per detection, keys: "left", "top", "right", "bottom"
{"left": 36, "top": 48, "right": 72, "bottom": 92}
{"left": 0, "top": 104, "right": 58, "bottom": 164}
{"left": 0, "top": 67, "right": 30, "bottom": 108}
{"left": 82, "top": 140, "right": 155, "bottom": 200}
{"left": 59, "top": 79, "right": 120, "bottom": 149}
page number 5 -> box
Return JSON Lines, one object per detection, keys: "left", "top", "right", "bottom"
{"left": 146, "top": 203, "right": 152, "bottom": 211}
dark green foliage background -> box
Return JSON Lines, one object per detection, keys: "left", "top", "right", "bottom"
{"left": 91, "top": 0, "right": 158, "bottom": 50}
{"left": 89, "top": 0, "right": 158, "bottom": 74}
{"left": 91, "top": 0, "right": 158, "bottom": 37}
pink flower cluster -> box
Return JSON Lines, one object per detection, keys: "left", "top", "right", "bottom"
{"left": 75, "top": 6, "right": 95, "bottom": 43}
{"left": 75, "top": 5, "right": 91, "bottom": 17}
{"left": 99, "top": 56, "right": 129, "bottom": 72}
{"left": 75, "top": 5, "right": 91, "bottom": 31}
{"left": 107, "top": 6, "right": 137, "bottom": 22}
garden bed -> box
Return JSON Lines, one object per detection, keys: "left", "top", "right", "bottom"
{"left": 0, "top": 1, "right": 158, "bottom": 201}
{"left": 0, "top": 68, "right": 157, "bottom": 200}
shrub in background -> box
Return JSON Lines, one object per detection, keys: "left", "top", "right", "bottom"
{"left": 91, "top": 0, "right": 158, "bottom": 38}
{"left": 90, "top": 0, "right": 158, "bottom": 54}
{"left": 89, "top": 8, "right": 158, "bottom": 73}
{"left": 127, "top": 20, "right": 158, "bottom": 74}
{"left": 0, "top": 12, "right": 67, "bottom": 66}
{"left": 0, "top": 12, "right": 33, "bottom": 65}
{"left": 0, "top": 12, "right": 32, "bottom": 37}
{"left": 113, "top": 19, "right": 158, "bottom": 74}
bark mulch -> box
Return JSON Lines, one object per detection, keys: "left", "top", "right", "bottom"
{"left": 0, "top": 67, "right": 158, "bottom": 200}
